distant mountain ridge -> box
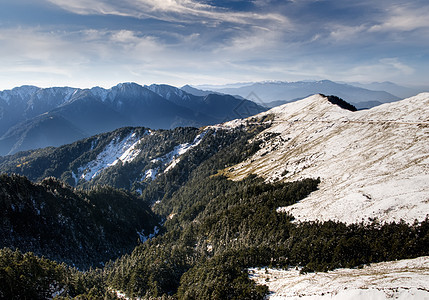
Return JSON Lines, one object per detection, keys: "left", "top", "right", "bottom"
{"left": 349, "top": 81, "right": 426, "bottom": 99}
{"left": 0, "top": 83, "right": 266, "bottom": 155}
{"left": 195, "top": 79, "right": 402, "bottom": 109}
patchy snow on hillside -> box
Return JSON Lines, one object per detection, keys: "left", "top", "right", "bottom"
{"left": 249, "top": 256, "right": 429, "bottom": 300}
{"left": 228, "top": 93, "right": 429, "bottom": 224}
{"left": 137, "top": 226, "right": 160, "bottom": 243}
{"left": 207, "top": 118, "right": 247, "bottom": 131}
{"left": 154, "top": 131, "right": 206, "bottom": 174}
{"left": 77, "top": 131, "right": 144, "bottom": 182}
{"left": 143, "top": 168, "right": 158, "bottom": 181}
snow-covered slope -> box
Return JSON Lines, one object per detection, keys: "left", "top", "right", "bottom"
{"left": 75, "top": 131, "right": 145, "bottom": 183}
{"left": 142, "top": 131, "right": 207, "bottom": 181}
{"left": 160, "top": 131, "right": 206, "bottom": 173}
{"left": 250, "top": 256, "right": 429, "bottom": 300}
{"left": 70, "top": 128, "right": 207, "bottom": 185}
{"left": 227, "top": 93, "right": 429, "bottom": 224}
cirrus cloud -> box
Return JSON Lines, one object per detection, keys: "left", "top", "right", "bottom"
{"left": 44, "top": 0, "right": 289, "bottom": 27}
{"left": 369, "top": 4, "right": 429, "bottom": 33}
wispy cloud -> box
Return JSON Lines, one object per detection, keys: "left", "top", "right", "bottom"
{"left": 329, "top": 24, "right": 367, "bottom": 41}
{"left": 379, "top": 58, "right": 414, "bottom": 75}
{"left": 1, "top": 0, "right": 428, "bottom": 89}
{"left": 45, "top": 0, "right": 288, "bottom": 27}
{"left": 345, "top": 58, "right": 415, "bottom": 83}
{"left": 369, "top": 4, "right": 429, "bottom": 33}
{"left": 0, "top": 27, "right": 168, "bottom": 86}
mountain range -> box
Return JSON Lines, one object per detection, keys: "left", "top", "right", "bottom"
{"left": 194, "top": 79, "right": 408, "bottom": 109}
{"left": 349, "top": 81, "right": 425, "bottom": 99}
{"left": 2, "top": 79, "right": 425, "bottom": 157}
{"left": 2, "top": 92, "right": 428, "bottom": 224}
{"left": 0, "top": 83, "right": 265, "bottom": 156}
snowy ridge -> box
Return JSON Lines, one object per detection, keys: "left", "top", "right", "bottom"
{"left": 61, "top": 87, "right": 80, "bottom": 103}
{"left": 0, "top": 85, "right": 81, "bottom": 108}
{"left": 249, "top": 256, "right": 429, "bottom": 300}
{"left": 164, "top": 131, "right": 206, "bottom": 173}
{"left": 227, "top": 93, "right": 429, "bottom": 224}
{"left": 207, "top": 118, "right": 247, "bottom": 131}
{"left": 89, "top": 86, "right": 110, "bottom": 102}
{"left": 149, "top": 131, "right": 207, "bottom": 176}
{"left": 0, "top": 86, "right": 40, "bottom": 104}
{"left": 76, "top": 131, "right": 145, "bottom": 183}
{"left": 146, "top": 84, "right": 192, "bottom": 102}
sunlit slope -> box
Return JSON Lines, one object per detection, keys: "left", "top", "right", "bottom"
{"left": 227, "top": 93, "right": 429, "bottom": 224}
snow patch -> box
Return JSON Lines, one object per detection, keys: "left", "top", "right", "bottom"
{"left": 249, "top": 256, "right": 429, "bottom": 300}
{"left": 152, "top": 131, "right": 206, "bottom": 174}
{"left": 61, "top": 87, "right": 80, "bottom": 103}
{"left": 71, "top": 171, "right": 78, "bottom": 186}
{"left": 137, "top": 226, "right": 160, "bottom": 243}
{"left": 77, "top": 131, "right": 144, "bottom": 182}
{"left": 143, "top": 168, "right": 158, "bottom": 181}
{"left": 32, "top": 197, "right": 40, "bottom": 215}
{"left": 112, "top": 289, "right": 140, "bottom": 300}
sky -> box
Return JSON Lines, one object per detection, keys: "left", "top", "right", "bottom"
{"left": 0, "top": 0, "right": 428, "bottom": 90}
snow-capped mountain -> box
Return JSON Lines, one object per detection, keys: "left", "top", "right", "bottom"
{"left": 3, "top": 86, "right": 427, "bottom": 225}
{"left": 225, "top": 93, "right": 429, "bottom": 224}
{"left": 198, "top": 80, "right": 401, "bottom": 109}
{"left": 0, "top": 85, "right": 79, "bottom": 137}
{"left": 147, "top": 83, "right": 265, "bottom": 121}
{"left": 0, "top": 83, "right": 265, "bottom": 155}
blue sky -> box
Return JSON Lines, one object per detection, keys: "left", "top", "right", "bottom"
{"left": 0, "top": 0, "right": 428, "bottom": 89}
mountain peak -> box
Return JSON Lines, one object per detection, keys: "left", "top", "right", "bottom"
{"left": 145, "top": 84, "right": 188, "bottom": 100}
{"left": 267, "top": 93, "right": 355, "bottom": 123}
{"left": 227, "top": 92, "right": 429, "bottom": 224}
{"left": 323, "top": 94, "right": 357, "bottom": 111}
{"left": 114, "top": 82, "right": 143, "bottom": 91}
{"left": 0, "top": 85, "right": 40, "bottom": 104}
